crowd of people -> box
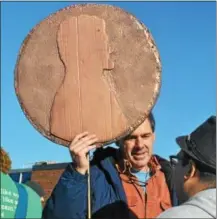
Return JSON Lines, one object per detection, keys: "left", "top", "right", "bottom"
{"left": 42, "top": 114, "right": 216, "bottom": 219}
{"left": 1, "top": 114, "right": 216, "bottom": 219}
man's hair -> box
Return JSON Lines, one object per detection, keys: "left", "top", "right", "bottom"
{"left": 0, "top": 147, "right": 12, "bottom": 174}
{"left": 116, "top": 112, "right": 155, "bottom": 147}
{"left": 183, "top": 152, "right": 216, "bottom": 188}
{"left": 149, "top": 112, "right": 155, "bottom": 133}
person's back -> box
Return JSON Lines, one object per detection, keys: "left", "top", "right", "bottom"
{"left": 158, "top": 188, "right": 216, "bottom": 218}
{"left": 22, "top": 183, "right": 43, "bottom": 218}
{"left": 1, "top": 172, "right": 19, "bottom": 218}
{"left": 0, "top": 147, "right": 42, "bottom": 219}
{"left": 158, "top": 116, "right": 216, "bottom": 218}
{"left": 1, "top": 172, "right": 43, "bottom": 219}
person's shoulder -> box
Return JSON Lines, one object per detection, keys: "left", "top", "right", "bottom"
{"left": 22, "top": 184, "right": 42, "bottom": 205}
{"left": 1, "top": 172, "right": 19, "bottom": 192}
{"left": 154, "top": 154, "right": 172, "bottom": 175}
{"left": 157, "top": 202, "right": 213, "bottom": 219}
{"left": 21, "top": 184, "right": 42, "bottom": 218}
{"left": 153, "top": 154, "right": 175, "bottom": 198}
{"left": 22, "top": 184, "right": 39, "bottom": 197}
{"left": 154, "top": 154, "right": 170, "bottom": 166}
{"left": 157, "top": 205, "right": 193, "bottom": 218}
{"left": 1, "top": 172, "right": 9, "bottom": 182}
{"left": 1, "top": 172, "right": 12, "bottom": 181}
{"left": 16, "top": 183, "right": 41, "bottom": 202}
{"left": 91, "top": 146, "right": 118, "bottom": 164}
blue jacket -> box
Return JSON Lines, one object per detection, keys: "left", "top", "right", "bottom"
{"left": 43, "top": 148, "right": 177, "bottom": 219}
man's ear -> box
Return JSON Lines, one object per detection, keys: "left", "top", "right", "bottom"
{"left": 184, "top": 161, "right": 197, "bottom": 180}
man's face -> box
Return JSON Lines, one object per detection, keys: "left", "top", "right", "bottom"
{"left": 171, "top": 151, "right": 191, "bottom": 204}
{"left": 122, "top": 119, "right": 155, "bottom": 170}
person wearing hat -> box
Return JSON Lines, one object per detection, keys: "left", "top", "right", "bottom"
{"left": 158, "top": 115, "right": 216, "bottom": 218}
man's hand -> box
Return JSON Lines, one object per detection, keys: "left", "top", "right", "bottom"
{"left": 69, "top": 132, "right": 98, "bottom": 175}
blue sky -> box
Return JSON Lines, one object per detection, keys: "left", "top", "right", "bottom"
{"left": 1, "top": 2, "right": 216, "bottom": 169}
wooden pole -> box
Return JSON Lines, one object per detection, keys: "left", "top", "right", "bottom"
{"left": 87, "top": 153, "right": 91, "bottom": 219}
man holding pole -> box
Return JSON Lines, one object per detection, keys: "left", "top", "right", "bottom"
{"left": 13, "top": 3, "right": 175, "bottom": 219}
{"left": 43, "top": 113, "right": 177, "bottom": 219}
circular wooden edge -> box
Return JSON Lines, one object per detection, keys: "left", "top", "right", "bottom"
{"left": 14, "top": 3, "right": 161, "bottom": 147}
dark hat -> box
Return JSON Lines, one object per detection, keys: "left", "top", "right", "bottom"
{"left": 176, "top": 115, "right": 216, "bottom": 172}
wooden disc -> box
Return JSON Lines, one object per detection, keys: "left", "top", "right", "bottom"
{"left": 15, "top": 4, "right": 161, "bottom": 146}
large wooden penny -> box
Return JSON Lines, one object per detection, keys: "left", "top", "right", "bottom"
{"left": 15, "top": 4, "right": 161, "bottom": 146}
